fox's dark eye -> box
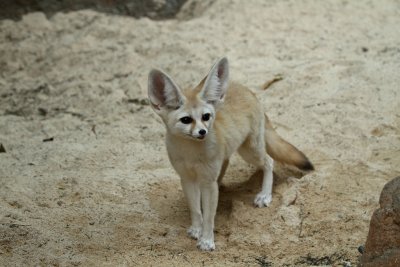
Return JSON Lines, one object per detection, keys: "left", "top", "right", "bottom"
{"left": 180, "top": 116, "right": 193, "bottom": 124}
{"left": 202, "top": 113, "right": 211, "bottom": 121}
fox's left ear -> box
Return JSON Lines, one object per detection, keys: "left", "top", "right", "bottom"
{"left": 200, "top": 57, "right": 229, "bottom": 106}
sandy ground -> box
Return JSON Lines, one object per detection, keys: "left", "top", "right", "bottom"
{"left": 1, "top": 0, "right": 400, "bottom": 266}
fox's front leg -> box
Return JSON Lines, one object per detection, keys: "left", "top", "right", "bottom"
{"left": 197, "top": 179, "right": 219, "bottom": 251}
{"left": 180, "top": 178, "right": 202, "bottom": 240}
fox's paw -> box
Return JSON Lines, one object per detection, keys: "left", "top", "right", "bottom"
{"left": 197, "top": 238, "right": 215, "bottom": 251}
{"left": 187, "top": 226, "right": 201, "bottom": 240}
{"left": 254, "top": 193, "right": 272, "bottom": 207}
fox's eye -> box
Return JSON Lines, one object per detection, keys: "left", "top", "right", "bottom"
{"left": 180, "top": 116, "right": 193, "bottom": 124}
{"left": 202, "top": 113, "right": 211, "bottom": 121}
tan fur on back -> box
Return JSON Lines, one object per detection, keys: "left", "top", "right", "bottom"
{"left": 213, "top": 83, "right": 262, "bottom": 157}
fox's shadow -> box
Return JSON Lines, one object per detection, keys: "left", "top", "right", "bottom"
{"left": 148, "top": 163, "right": 307, "bottom": 231}
{"left": 217, "top": 163, "right": 306, "bottom": 217}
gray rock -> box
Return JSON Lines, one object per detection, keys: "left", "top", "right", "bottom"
{"left": 360, "top": 176, "right": 400, "bottom": 267}
{"left": 0, "top": 0, "right": 189, "bottom": 20}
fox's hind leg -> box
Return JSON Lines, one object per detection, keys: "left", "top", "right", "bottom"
{"left": 238, "top": 125, "right": 274, "bottom": 207}
{"left": 217, "top": 160, "right": 229, "bottom": 185}
{"left": 254, "top": 154, "right": 274, "bottom": 207}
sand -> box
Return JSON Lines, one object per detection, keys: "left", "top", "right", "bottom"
{"left": 1, "top": 0, "right": 399, "bottom": 266}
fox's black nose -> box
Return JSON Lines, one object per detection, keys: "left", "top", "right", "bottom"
{"left": 199, "top": 129, "right": 206, "bottom": 136}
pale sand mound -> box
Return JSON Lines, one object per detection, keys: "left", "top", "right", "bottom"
{"left": 1, "top": 0, "right": 399, "bottom": 266}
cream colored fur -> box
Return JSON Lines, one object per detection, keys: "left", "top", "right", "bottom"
{"left": 148, "top": 58, "right": 313, "bottom": 251}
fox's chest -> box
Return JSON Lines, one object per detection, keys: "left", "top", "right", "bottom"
{"left": 166, "top": 139, "right": 215, "bottom": 162}
{"left": 165, "top": 136, "right": 222, "bottom": 179}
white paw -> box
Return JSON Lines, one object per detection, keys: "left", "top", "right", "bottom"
{"left": 197, "top": 238, "right": 215, "bottom": 251}
{"left": 187, "top": 226, "right": 201, "bottom": 240}
{"left": 254, "top": 193, "right": 272, "bottom": 207}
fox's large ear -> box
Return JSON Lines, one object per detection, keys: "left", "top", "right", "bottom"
{"left": 148, "top": 69, "right": 184, "bottom": 111}
{"left": 200, "top": 57, "right": 229, "bottom": 106}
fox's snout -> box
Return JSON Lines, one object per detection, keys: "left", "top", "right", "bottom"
{"left": 189, "top": 121, "right": 208, "bottom": 140}
{"left": 195, "top": 128, "right": 207, "bottom": 140}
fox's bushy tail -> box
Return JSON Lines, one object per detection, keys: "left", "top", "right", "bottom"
{"left": 264, "top": 114, "right": 314, "bottom": 171}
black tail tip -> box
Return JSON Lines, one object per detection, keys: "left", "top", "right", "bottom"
{"left": 300, "top": 160, "right": 314, "bottom": 171}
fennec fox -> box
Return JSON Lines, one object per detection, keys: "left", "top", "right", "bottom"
{"left": 147, "top": 58, "right": 313, "bottom": 251}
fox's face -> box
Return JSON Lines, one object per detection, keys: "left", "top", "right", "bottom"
{"left": 148, "top": 58, "right": 229, "bottom": 141}
{"left": 165, "top": 97, "right": 215, "bottom": 140}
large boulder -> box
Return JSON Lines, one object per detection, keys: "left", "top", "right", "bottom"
{"left": 361, "top": 176, "right": 400, "bottom": 266}
{"left": 0, "top": 0, "right": 189, "bottom": 20}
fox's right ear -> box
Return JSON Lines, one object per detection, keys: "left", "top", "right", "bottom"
{"left": 148, "top": 69, "right": 185, "bottom": 111}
